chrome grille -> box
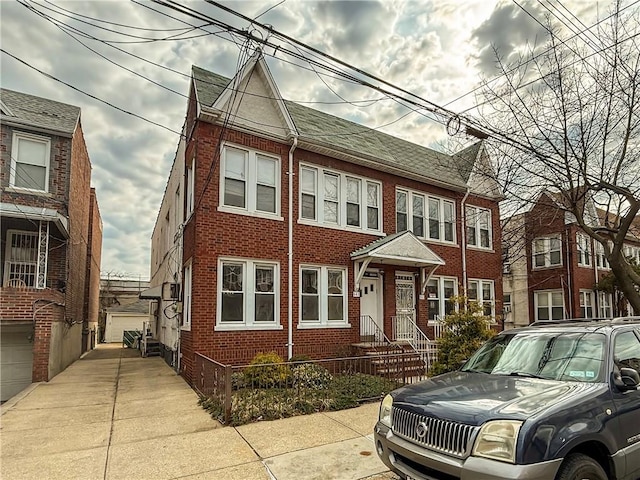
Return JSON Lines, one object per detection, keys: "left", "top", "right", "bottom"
{"left": 392, "top": 406, "right": 479, "bottom": 458}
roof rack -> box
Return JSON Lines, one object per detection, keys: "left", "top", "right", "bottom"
{"left": 529, "top": 318, "right": 612, "bottom": 327}
{"left": 612, "top": 316, "right": 640, "bottom": 324}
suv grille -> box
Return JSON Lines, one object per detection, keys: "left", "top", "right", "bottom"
{"left": 392, "top": 407, "right": 479, "bottom": 458}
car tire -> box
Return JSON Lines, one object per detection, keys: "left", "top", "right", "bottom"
{"left": 555, "top": 453, "right": 607, "bottom": 480}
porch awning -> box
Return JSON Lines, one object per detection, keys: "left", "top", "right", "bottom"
{"left": 0, "top": 202, "right": 69, "bottom": 238}
{"left": 351, "top": 231, "right": 445, "bottom": 267}
{"left": 139, "top": 285, "right": 162, "bottom": 300}
{"left": 351, "top": 231, "right": 445, "bottom": 295}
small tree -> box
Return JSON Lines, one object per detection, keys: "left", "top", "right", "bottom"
{"left": 431, "top": 296, "right": 496, "bottom": 376}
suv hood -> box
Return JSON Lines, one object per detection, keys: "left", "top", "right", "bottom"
{"left": 392, "top": 371, "right": 605, "bottom": 425}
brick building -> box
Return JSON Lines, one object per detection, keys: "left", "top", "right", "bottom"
{"left": 149, "top": 54, "right": 503, "bottom": 383}
{"left": 0, "top": 89, "right": 102, "bottom": 401}
{"left": 503, "top": 191, "right": 640, "bottom": 328}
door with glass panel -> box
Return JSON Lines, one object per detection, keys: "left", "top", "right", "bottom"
{"left": 395, "top": 274, "right": 415, "bottom": 341}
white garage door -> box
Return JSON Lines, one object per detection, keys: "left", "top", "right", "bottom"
{"left": 1, "top": 326, "right": 33, "bottom": 402}
{"left": 105, "top": 314, "right": 146, "bottom": 343}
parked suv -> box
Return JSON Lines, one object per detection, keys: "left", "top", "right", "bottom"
{"left": 374, "top": 318, "right": 640, "bottom": 480}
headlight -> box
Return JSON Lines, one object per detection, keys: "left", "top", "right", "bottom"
{"left": 379, "top": 394, "right": 393, "bottom": 426}
{"left": 472, "top": 420, "right": 522, "bottom": 463}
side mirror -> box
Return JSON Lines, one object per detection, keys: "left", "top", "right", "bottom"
{"left": 620, "top": 367, "right": 640, "bottom": 389}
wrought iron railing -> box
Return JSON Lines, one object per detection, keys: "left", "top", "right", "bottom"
{"left": 392, "top": 315, "right": 438, "bottom": 370}
{"left": 359, "top": 315, "right": 394, "bottom": 345}
{"left": 122, "top": 330, "right": 141, "bottom": 349}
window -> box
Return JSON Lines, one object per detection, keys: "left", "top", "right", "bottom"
{"left": 577, "top": 234, "right": 591, "bottom": 267}
{"left": 503, "top": 294, "right": 512, "bottom": 313}
{"left": 624, "top": 245, "right": 640, "bottom": 265}
{"left": 217, "top": 259, "right": 280, "bottom": 329}
{"left": 300, "top": 165, "right": 381, "bottom": 232}
{"left": 466, "top": 205, "right": 491, "bottom": 248}
{"left": 535, "top": 290, "right": 564, "bottom": 321}
{"left": 595, "top": 242, "right": 610, "bottom": 269}
{"left": 300, "top": 266, "right": 348, "bottom": 327}
{"left": 614, "top": 331, "right": 640, "bottom": 371}
{"left": 427, "top": 277, "right": 457, "bottom": 321}
{"left": 533, "top": 236, "right": 562, "bottom": 268}
{"left": 580, "top": 290, "right": 594, "bottom": 318}
{"left": 598, "top": 291, "right": 612, "bottom": 318}
{"left": 10, "top": 132, "right": 50, "bottom": 192}
{"left": 3, "top": 230, "right": 39, "bottom": 287}
{"left": 186, "top": 158, "right": 195, "bottom": 217}
{"left": 468, "top": 279, "right": 495, "bottom": 319}
{"left": 396, "top": 189, "right": 456, "bottom": 243}
{"left": 182, "top": 262, "right": 192, "bottom": 330}
{"left": 221, "top": 145, "right": 280, "bottom": 215}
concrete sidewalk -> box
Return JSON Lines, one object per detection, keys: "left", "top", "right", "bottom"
{"left": 0, "top": 344, "right": 397, "bottom": 480}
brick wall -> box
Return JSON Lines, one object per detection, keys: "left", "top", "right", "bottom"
{"left": 84, "top": 188, "right": 102, "bottom": 351}
{"left": 180, "top": 121, "right": 502, "bottom": 380}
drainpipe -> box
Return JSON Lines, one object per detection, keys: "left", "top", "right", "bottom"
{"left": 287, "top": 135, "right": 298, "bottom": 360}
{"left": 460, "top": 189, "right": 470, "bottom": 297}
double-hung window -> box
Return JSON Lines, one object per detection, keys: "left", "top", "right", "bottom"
{"left": 396, "top": 189, "right": 456, "bottom": 243}
{"left": 468, "top": 279, "right": 495, "bottom": 319}
{"left": 3, "top": 230, "right": 39, "bottom": 287}
{"left": 577, "top": 234, "right": 591, "bottom": 267}
{"left": 10, "top": 132, "right": 51, "bottom": 192}
{"left": 579, "top": 290, "right": 594, "bottom": 318}
{"left": 221, "top": 145, "right": 280, "bottom": 216}
{"left": 466, "top": 205, "right": 491, "bottom": 249}
{"left": 217, "top": 259, "right": 280, "bottom": 329}
{"left": 182, "top": 262, "right": 192, "bottom": 330}
{"left": 532, "top": 236, "right": 562, "bottom": 268}
{"left": 598, "top": 292, "right": 612, "bottom": 318}
{"left": 426, "top": 277, "right": 457, "bottom": 321}
{"left": 186, "top": 158, "right": 195, "bottom": 217}
{"left": 300, "top": 266, "right": 348, "bottom": 327}
{"left": 595, "top": 242, "right": 610, "bottom": 269}
{"left": 300, "top": 165, "right": 381, "bottom": 233}
{"left": 535, "top": 290, "right": 564, "bottom": 321}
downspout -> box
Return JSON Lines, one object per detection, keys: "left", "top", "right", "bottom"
{"left": 287, "top": 135, "right": 298, "bottom": 360}
{"left": 460, "top": 189, "right": 470, "bottom": 297}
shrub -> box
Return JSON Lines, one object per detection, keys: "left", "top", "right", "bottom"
{"left": 243, "top": 352, "right": 291, "bottom": 388}
{"left": 289, "top": 354, "right": 312, "bottom": 363}
{"left": 430, "top": 296, "right": 496, "bottom": 376}
{"left": 231, "top": 372, "right": 245, "bottom": 390}
{"left": 291, "top": 363, "right": 332, "bottom": 390}
{"left": 330, "top": 373, "right": 399, "bottom": 404}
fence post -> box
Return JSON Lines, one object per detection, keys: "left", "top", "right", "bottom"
{"left": 224, "top": 365, "right": 232, "bottom": 424}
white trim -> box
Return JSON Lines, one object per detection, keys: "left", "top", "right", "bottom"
{"left": 396, "top": 187, "right": 457, "bottom": 244}
{"left": 426, "top": 276, "right": 458, "bottom": 323}
{"left": 579, "top": 289, "right": 594, "bottom": 318}
{"left": 219, "top": 142, "right": 282, "bottom": 217}
{"left": 465, "top": 204, "right": 492, "bottom": 249}
{"left": 532, "top": 235, "right": 563, "bottom": 269}
{"left": 216, "top": 257, "right": 281, "bottom": 329}
{"left": 299, "top": 163, "right": 383, "bottom": 234}
{"left": 299, "top": 265, "right": 349, "bottom": 328}
{"left": 10, "top": 131, "right": 51, "bottom": 193}
{"left": 534, "top": 289, "right": 565, "bottom": 321}
{"left": 468, "top": 278, "right": 496, "bottom": 322}
{"left": 577, "top": 233, "right": 592, "bottom": 267}
{"left": 181, "top": 261, "right": 192, "bottom": 331}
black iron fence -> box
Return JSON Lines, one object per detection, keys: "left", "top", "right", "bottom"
{"left": 194, "top": 351, "right": 429, "bottom": 425}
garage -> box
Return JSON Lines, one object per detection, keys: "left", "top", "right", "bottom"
{"left": 104, "top": 301, "right": 150, "bottom": 343}
{"left": 1, "top": 324, "right": 34, "bottom": 402}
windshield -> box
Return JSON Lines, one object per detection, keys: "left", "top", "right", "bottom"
{"left": 461, "top": 331, "right": 606, "bottom": 382}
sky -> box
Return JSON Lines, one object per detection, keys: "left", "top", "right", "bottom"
{"left": 0, "top": 0, "right": 623, "bottom": 279}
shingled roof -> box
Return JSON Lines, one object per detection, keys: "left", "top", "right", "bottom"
{"left": 0, "top": 88, "right": 80, "bottom": 136}
{"left": 191, "top": 65, "right": 474, "bottom": 190}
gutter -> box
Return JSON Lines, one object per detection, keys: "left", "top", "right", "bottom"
{"left": 460, "top": 188, "right": 470, "bottom": 296}
{"left": 287, "top": 135, "right": 298, "bottom": 360}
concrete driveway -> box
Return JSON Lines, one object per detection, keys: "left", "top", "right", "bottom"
{"left": 0, "top": 344, "right": 397, "bottom": 480}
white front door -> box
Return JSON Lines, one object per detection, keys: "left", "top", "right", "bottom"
{"left": 395, "top": 274, "right": 416, "bottom": 341}
{"left": 360, "top": 275, "right": 382, "bottom": 339}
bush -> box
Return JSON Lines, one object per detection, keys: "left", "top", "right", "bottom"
{"left": 291, "top": 363, "right": 332, "bottom": 390}
{"left": 243, "top": 352, "right": 291, "bottom": 388}
{"left": 430, "top": 296, "right": 496, "bottom": 376}
{"left": 330, "top": 373, "right": 399, "bottom": 404}
{"left": 289, "top": 354, "right": 312, "bottom": 363}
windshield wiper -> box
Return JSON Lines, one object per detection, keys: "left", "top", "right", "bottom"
{"left": 508, "top": 371, "right": 547, "bottom": 379}
{"left": 461, "top": 368, "right": 489, "bottom": 374}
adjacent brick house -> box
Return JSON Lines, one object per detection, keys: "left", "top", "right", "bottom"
{"left": 0, "top": 89, "right": 102, "bottom": 401}
{"left": 149, "top": 54, "right": 503, "bottom": 383}
{"left": 503, "top": 191, "right": 640, "bottom": 328}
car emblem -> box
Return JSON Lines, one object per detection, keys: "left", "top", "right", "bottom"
{"left": 416, "top": 422, "right": 428, "bottom": 439}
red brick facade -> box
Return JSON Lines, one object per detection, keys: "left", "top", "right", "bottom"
{"left": 0, "top": 116, "right": 102, "bottom": 384}
{"left": 178, "top": 120, "right": 502, "bottom": 383}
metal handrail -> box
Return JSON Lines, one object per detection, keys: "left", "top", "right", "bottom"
{"left": 392, "top": 315, "right": 438, "bottom": 369}
{"left": 359, "top": 315, "right": 399, "bottom": 350}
